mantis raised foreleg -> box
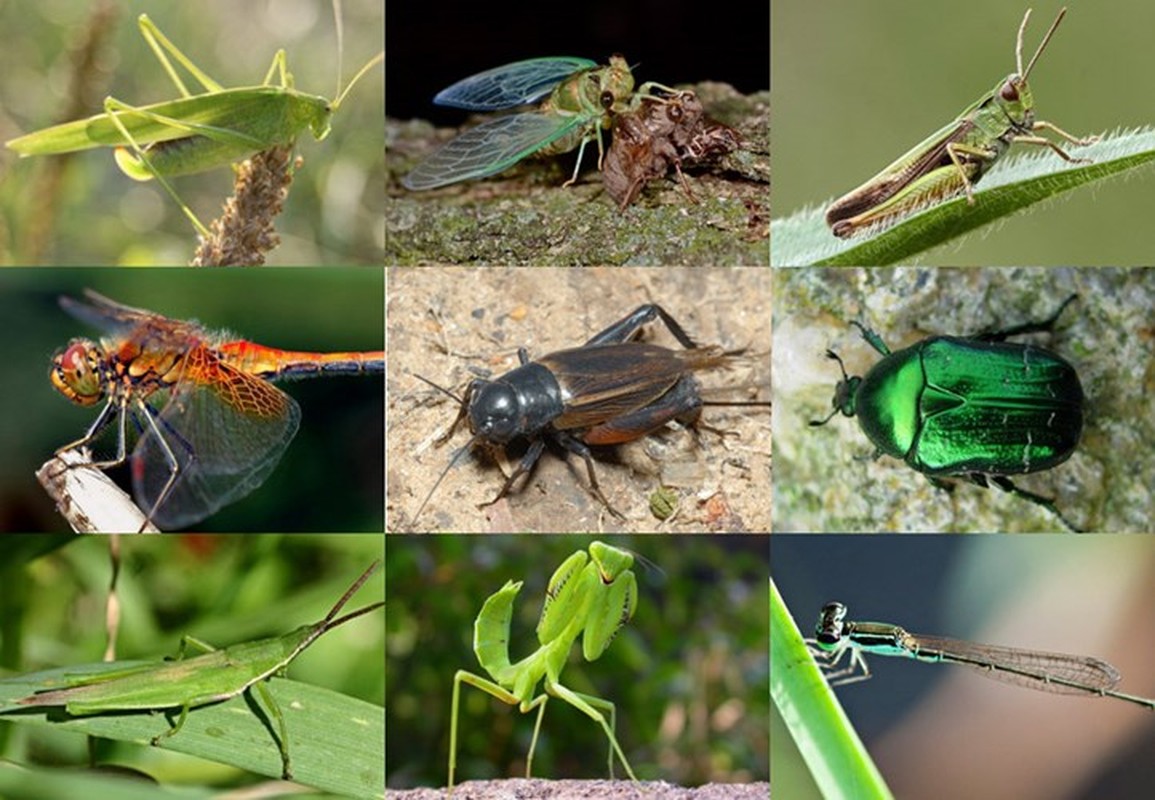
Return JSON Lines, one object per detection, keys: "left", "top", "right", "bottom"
{"left": 448, "top": 541, "right": 639, "bottom": 791}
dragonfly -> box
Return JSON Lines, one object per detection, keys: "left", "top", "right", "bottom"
{"left": 48, "top": 289, "right": 384, "bottom": 531}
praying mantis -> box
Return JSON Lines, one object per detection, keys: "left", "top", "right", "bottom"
{"left": 3, "top": 2, "right": 382, "bottom": 258}
{"left": 449, "top": 541, "right": 640, "bottom": 791}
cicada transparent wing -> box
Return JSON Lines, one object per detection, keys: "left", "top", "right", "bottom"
{"left": 433, "top": 57, "right": 598, "bottom": 109}
{"left": 402, "top": 113, "right": 584, "bottom": 190}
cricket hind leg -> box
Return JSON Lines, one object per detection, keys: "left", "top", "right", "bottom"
{"left": 583, "top": 374, "right": 705, "bottom": 446}
{"left": 548, "top": 430, "right": 626, "bottom": 519}
{"left": 585, "top": 304, "right": 701, "bottom": 348}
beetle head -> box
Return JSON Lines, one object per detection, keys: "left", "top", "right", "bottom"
{"left": 809, "top": 349, "right": 860, "bottom": 426}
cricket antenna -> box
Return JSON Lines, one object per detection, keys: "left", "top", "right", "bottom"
{"left": 413, "top": 373, "right": 465, "bottom": 405}
{"left": 411, "top": 433, "right": 481, "bottom": 530}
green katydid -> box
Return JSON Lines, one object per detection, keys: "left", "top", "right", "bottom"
{"left": 449, "top": 541, "right": 640, "bottom": 791}
{"left": 5, "top": 9, "right": 384, "bottom": 238}
{"left": 0, "top": 561, "right": 384, "bottom": 781}
{"left": 825, "top": 7, "right": 1098, "bottom": 238}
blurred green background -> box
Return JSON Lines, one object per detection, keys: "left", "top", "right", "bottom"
{"left": 0, "top": 534, "right": 384, "bottom": 787}
{"left": 0, "top": 0, "right": 383, "bottom": 265}
{"left": 385, "top": 535, "right": 769, "bottom": 789}
{"left": 772, "top": 1, "right": 1155, "bottom": 264}
{"left": 0, "top": 268, "right": 383, "bottom": 533}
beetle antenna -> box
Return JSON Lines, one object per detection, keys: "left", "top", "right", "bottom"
{"left": 809, "top": 349, "right": 850, "bottom": 427}
{"left": 809, "top": 407, "right": 840, "bottom": 427}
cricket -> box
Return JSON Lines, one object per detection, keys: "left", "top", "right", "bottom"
{"left": 402, "top": 55, "right": 675, "bottom": 191}
{"left": 5, "top": 6, "right": 384, "bottom": 237}
{"left": 449, "top": 542, "right": 639, "bottom": 791}
{"left": 825, "top": 7, "right": 1098, "bottom": 238}
{"left": 0, "top": 561, "right": 384, "bottom": 780}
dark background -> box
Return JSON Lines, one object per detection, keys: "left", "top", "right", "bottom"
{"left": 386, "top": 0, "right": 769, "bottom": 121}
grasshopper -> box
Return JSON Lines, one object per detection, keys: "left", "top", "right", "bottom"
{"left": 825, "top": 7, "right": 1098, "bottom": 239}
{"left": 0, "top": 561, "right": 384, "bottom": 780}
{"left": 5, "top": 9, "right": 383, "bottom": 238}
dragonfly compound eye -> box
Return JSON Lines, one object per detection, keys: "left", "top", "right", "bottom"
{"left": 51, "top": 340, "right": 106, "bottom": 406}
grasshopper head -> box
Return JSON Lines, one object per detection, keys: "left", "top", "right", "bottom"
{"left": 995, "top": 73, "right": 1035, "bottom": 129}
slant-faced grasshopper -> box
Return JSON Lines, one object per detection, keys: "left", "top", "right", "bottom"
{"left": 0, "top": 562, "right": 384, "bottom": 781}
{"left": 5, "top": 9, "right": 383, "bottom": 238}
{"left": 825, "top": 7, "right": 1098, "bottom": 239}
{"left": 449, "top": 542, "right": 639, "bottom": 792}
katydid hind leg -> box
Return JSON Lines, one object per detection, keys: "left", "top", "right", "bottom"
{"left": 102, "top": 99, "right": 211, "bottom": 237}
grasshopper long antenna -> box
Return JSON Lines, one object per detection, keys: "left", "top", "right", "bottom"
{"left": 1021, "top": 7, "right": 1067, "bottom": 81}
{"left": 320, "top": 560, "right": 383, "bottom": 631}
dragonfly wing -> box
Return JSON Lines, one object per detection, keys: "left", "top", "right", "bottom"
{"left": 402, "top": 113, "right": 581, "bottom": 190}
{"left": 58, "top": 289, "right": 168, "bottom": 335}
{"left": 434, "top": 57, "right": 597, "bottom": 110}
{"left": 131, "top": 363, "right": 301, "bottom": 529}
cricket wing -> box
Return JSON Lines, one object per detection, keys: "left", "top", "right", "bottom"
{"left": 541, "top": 344, "right": 689, "bottom": 430}
{"left": 402, "top": 113, "right": 580, "bottom": 190}
{"left": 825, "top": 118, "right": 976, "bottom": 225}
{"left": 434, "top": 57, "right": 597, "bottom": 110}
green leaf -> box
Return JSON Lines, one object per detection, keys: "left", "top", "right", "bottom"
{"left": 0, "top": 668, "right": 384, "bottom": 799}
{"left": 0, "top": 761, "right": 213, "bottom": 800}
{"left": 772, "top": 127, "right": 1155, "bottom": 266}
{"left": 770, "top": 580, "right": 892, "bottom": 800}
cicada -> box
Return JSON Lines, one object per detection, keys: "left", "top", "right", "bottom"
{"left": 402, "top": 55, "right": 669, "bottom": 190}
